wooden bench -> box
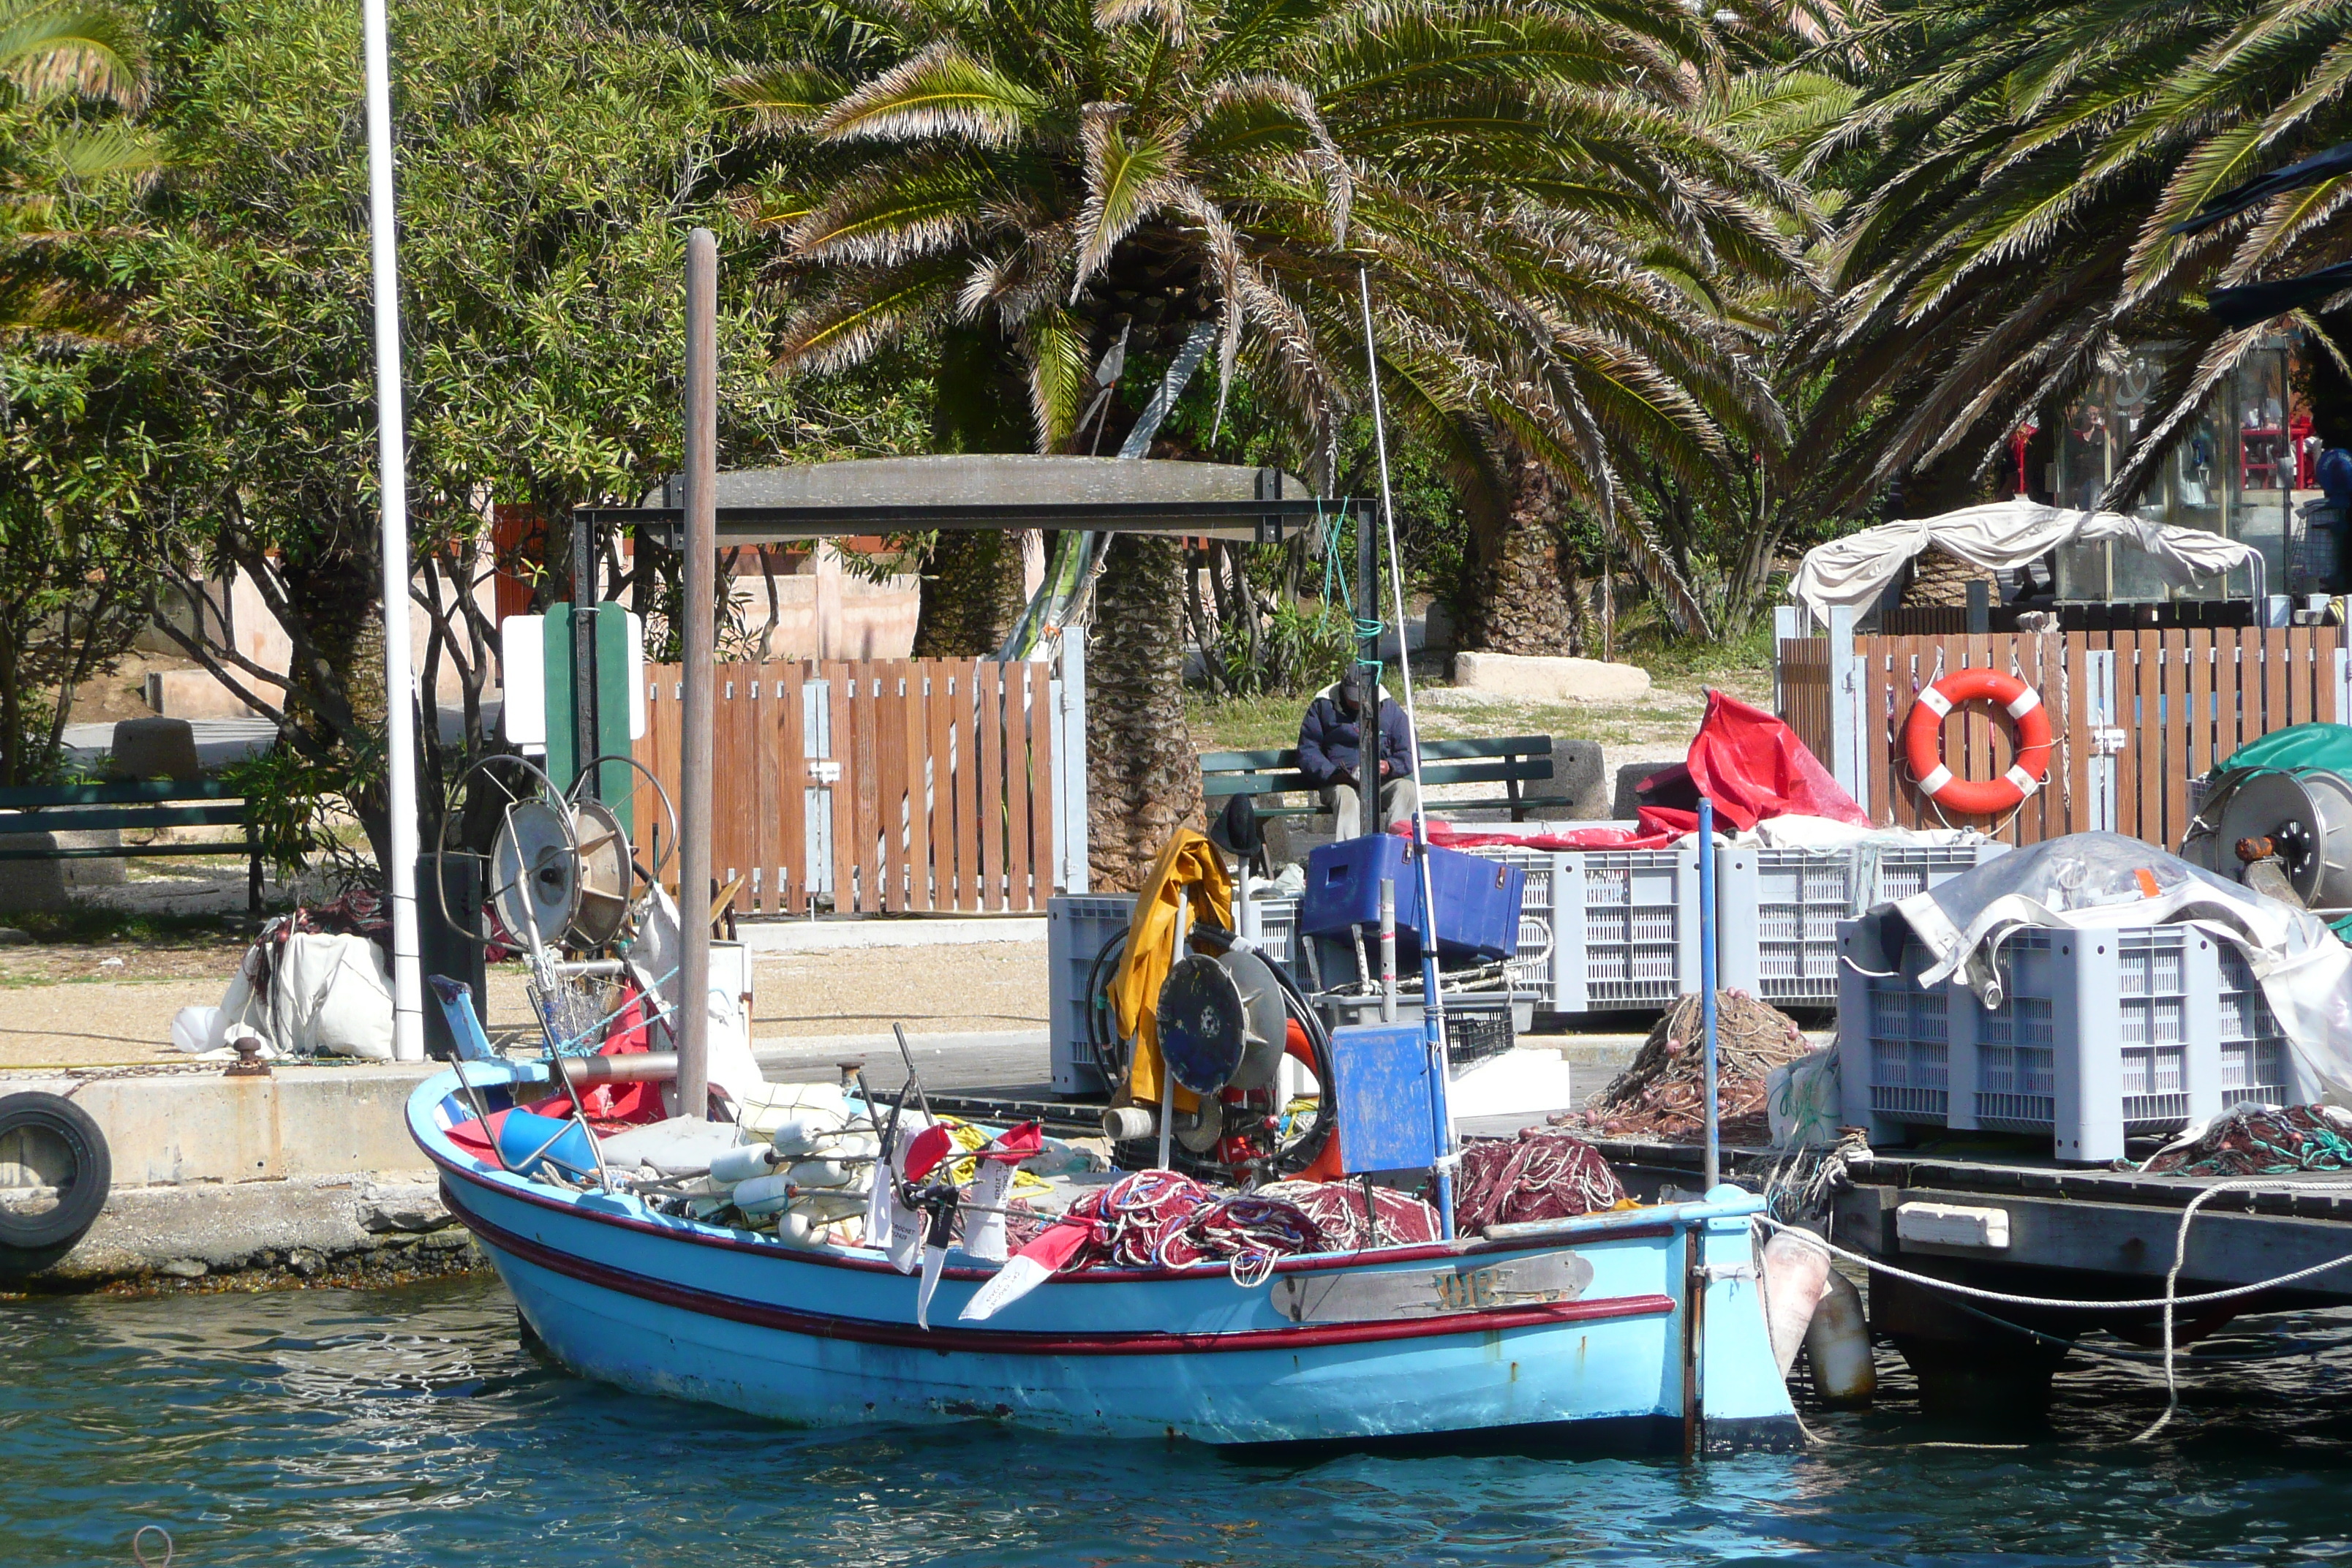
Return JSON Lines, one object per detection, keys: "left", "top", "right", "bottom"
{"left": 1199, "top": 736, "right": 1556, "bottom": 821}
{"left": 0, "top": 780, "right": 264, "bottom": 911}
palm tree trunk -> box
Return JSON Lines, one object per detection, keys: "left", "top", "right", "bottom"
{"left": 911, "top": 530, "right": 1028, "bottom": 657}
{"left": 1085, "top": 533, "right": 1199, "bottom": 892}
{"left": 1466, "top": 454, "right": 1583, "bottom": 655}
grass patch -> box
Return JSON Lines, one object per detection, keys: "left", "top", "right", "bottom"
{"left": 1, "top": 908, "right": 257, "bottom": 946}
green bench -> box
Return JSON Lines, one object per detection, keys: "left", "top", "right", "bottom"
{"left": 0, "top": 779, "right": 264, "bottom": 911}
{"left": 1200, "top": 736, "right": 1556, "bottom": 821}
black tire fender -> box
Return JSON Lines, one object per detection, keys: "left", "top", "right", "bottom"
{"left": 0, "top": 1091, "right": 111, "bottom": 1252}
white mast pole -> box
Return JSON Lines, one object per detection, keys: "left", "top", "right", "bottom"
{"left": 363, "top": 0, "right": 423, "bottom": 1060}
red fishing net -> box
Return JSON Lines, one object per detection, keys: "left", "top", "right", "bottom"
{"left": 1452, "top": 1129, "right": 1628, "bottom": 1232}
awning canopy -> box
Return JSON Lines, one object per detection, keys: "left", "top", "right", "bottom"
{"left": 1790, "top": 497, "right": 2265, "bottom": 619}
{"left": 577, "top": 454, "right": 1332, "bottom": 546}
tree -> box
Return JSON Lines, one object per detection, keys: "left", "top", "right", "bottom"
{"left": 1803, "top": 0, "right": 2352, "bottom": 506}
{"left": 134, "top": 0, "right": 921, "bottom": 875}
{"left": 0, "top": 0, "right": 161, "bottom": 785}
{"left": 728, "top": 0, "right": 1806, "bottom": 886}
{"left": 1, "top": 0, "right": 158, "bottom": 342}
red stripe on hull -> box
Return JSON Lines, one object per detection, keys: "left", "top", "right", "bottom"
{"left": 423, "top": 1145, "right": 1675, "bottom": 1284}
{"left": 445, "top": 1177, "right": 1677, "bottom": 1357}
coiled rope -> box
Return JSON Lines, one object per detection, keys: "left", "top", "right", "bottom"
{"left": 1758, "top": 1203, "right": 2352, "bottom": 1444}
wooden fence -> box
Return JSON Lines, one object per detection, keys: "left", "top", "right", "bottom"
{"left": 1778, "top": 625, "right": 2348, "bottom": 850}
{"left": 633, "top": 658, "right": 1059, "bottom": 915}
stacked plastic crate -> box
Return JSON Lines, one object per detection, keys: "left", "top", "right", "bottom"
{"left": 1715, "top": 841, "right": 2009, "bottom": 1008}
{"left": 1836, "top": 917, "right": 2313, "bottom": 1163}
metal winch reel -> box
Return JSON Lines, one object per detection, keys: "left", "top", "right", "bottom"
{"left": 1154, "top": 945, "right": 1292, "bottom": 1152}
{"left": 2189, "top": 767, "right": 2352, "bottom": 911}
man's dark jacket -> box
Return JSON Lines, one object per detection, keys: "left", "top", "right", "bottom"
{"left": 1296, "top": 686, "right": 1414, "bottom": 787}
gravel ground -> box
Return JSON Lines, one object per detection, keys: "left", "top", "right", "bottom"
{"left": 0, "top": 933, "right": 1049, "bottom": 1069}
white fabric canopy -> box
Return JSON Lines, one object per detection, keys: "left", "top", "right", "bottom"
{"left": 1791, "top": 498, "right": 2263, "bottom": 619}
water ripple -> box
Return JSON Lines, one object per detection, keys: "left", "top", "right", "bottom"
{"left": 4, "top": 1280, "right": 2351, "bottom": 1566}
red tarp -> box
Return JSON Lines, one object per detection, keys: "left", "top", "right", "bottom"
{"left": 1649, "top": 689, "right": 1866, "bottom": 832}
{"left": 1418, "top": 687, "right": 1861, "bottom": 848}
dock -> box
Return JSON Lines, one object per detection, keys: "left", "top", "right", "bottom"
{"left": 1599, "top": 1135, "right": 2352, "bottom": 1412}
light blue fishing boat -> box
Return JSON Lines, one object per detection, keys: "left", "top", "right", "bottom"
{"left": 407, "top": 1055, "right": 1798, "bottom": 1452}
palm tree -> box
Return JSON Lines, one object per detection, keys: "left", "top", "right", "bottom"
{"left": 728, "top": 0, "right": 1806, "bottom": 885}
{"left": 1, "top": 0, "right": 157, "bottom": 342}
{"left": 1803, "top": 0, "right": 2352, "bottom": 508}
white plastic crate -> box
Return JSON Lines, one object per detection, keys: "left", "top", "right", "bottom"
{"left": 1717, "top": 840, "right": 2010, "bottom": 1005}
{"left": 1047, "top": 894, "right": 1134, "bottom": 1096}
{"left": 1837, "top": 918, "right": 2310, "bottom": 1162}
{"left": 1238, "top": 893, "right": 1298, "bottom": 970}
{"left": 1558, "top": 846, "right": 1705, "bottom": 1012}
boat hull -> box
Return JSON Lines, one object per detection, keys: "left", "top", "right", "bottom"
{"left": 417, "top": 1069, "right": 1798, "bottom": 1450}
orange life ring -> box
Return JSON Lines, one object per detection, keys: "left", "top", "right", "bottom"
{"left": 1902, "top": 668, "right": 2054, "bottom": 816}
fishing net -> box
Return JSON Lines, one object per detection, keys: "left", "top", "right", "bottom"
{"left": 1569, "top": 990, "right": 1812, "bottom": 1145}
{"left": 1049, "top": 1172, "right": 1452, "bottom": 1270}
{"left": 2141, "top": 1104, "right": 2352, "bottom": 1175}
{"left": 1258, "top": 1180, "right": 1442, "bottom": 1251}
{"left": 1452, "top": 1130, "right": 1628, "bottom": 1233}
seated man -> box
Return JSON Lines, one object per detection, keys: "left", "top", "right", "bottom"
{"left": 1296, "top": 668, "right": 1420, "bottom": 832}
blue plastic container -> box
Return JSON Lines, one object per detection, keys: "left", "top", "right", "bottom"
{"left": 1300, "top": 834, "right": 1524, "bottom": 962}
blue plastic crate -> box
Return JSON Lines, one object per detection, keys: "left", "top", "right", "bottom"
{"left": 1300, "top": 835, "right": 1524, "bottom": 963}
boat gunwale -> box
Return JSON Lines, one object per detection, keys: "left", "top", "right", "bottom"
{"left": 408, "top": 1065, "right": 1739, "bottom": 1286}
{"left": 445, "top": 1175, "right": 1681, "bottom": 1356}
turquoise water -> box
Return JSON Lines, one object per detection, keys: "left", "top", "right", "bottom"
{"left": 7, "top": 1276, "right": 2352, "bottom": 1565}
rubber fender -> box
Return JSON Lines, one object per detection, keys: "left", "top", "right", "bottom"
{"left": 1760, "top": 1229, "right": 1833, "bottom": 1377}
{"left": 1805, "top": 1267, "right": 1876, "bottom": 1407}
{"left": 0, "top": 1091, "right": 111, "bottom": 1253}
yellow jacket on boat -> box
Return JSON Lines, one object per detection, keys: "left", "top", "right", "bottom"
{"left": 1109, "top": 829, "right": 1233, "bottom": 1111}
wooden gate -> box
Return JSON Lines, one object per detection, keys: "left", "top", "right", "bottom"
{"left": 633, "top": 658, "right": 1058, "bottom": 914}
{"left": 1778, "top": 626, "right": 2348, "bottom": 850}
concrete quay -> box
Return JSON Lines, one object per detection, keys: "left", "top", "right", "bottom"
{"left": 1, "top": 1026, "right": 1643, "bottom": 1294}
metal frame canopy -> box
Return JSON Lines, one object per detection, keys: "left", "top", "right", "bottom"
{"left": 576, "top": 454, "right": 1336, "bottom": 545}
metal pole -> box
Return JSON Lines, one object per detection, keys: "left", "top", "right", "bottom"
{"left": 1355, "top": 500, "right": 1378, "bottom": 839}
{"left": 677, "top": 227, "right": 717, "bottom": 1120}
{"left": 1358, "top": 266, "right": 1454, "bottom": 1238}
{"left": 362, "top": 0, "right": 422, "bottom": 1062}
{"left": 1378, "top": 878, "right": 1397, "bottom": 1023}
{"left": 571, "top": 513, "right": 598, "bottom": 799}
{"left": 1698, "top": 795, "right": 1720, "bottom": 1191}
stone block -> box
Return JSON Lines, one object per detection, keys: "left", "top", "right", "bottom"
{"left": 0, "top": 832, "right": 125, "bottom": 913}
{"left": 1263, "top": 813, "right": 1339, "bottom": 869}
{"left": 108, "top": 717, "right": 202, "bottom": 781}
{"left": 1610, "top": 761, "right": 1679, "bottom": 820}
{"left": 1520, "top": 738, "right": 1607, "bottom": 818}
{"left": 1452, "top": 651, "right": 1651, "bottom": 702}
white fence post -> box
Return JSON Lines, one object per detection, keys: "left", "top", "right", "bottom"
{"left": 1827, "top": 605, "right": 1867, "bottom": 819}
{"left": 2085, "top": 649, "right": 2118, "bottom": 833}
{"left": 1053, "top": 633, "right": 1090, "bottom": 893}
{"left": 2336, "top": 645, "right": 2352, "bottom": 725}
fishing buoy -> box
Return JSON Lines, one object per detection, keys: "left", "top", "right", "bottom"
{"left": 775, "top": 1210, "right": 818, "bottom": 1247}
{"left": 1760, "top": 1229, "right": 1833, "bottom": 1376}
{"left": 732, "top": 1172, "right": 793, "bottom": 1218}
{"left": 788, "top": 1158, "right": 857, "bottom": 1188}
{"left": 770, "top": 1111, "right": 850, "bottom": 1158}
{"left": 1805, "top": 1267, "right": 1876, "bottom": 1407}
{"left": 709, "top": 1142, "right": 785, "bottom": 1184}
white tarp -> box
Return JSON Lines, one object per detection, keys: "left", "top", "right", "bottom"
{"left": 1887, "top": 833, "right": 2352, "bottom": 1101}
{"left": 205, "top": 932, "right": 396, "bottom": 1060}
{"left": 630, "top": 883, "right": 768, "bottom": 1110}
{"left": 1791, "top": 498, "right": 2261, "bottom": 619}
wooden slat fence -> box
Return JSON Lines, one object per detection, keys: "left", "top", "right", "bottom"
{"left": 632, "top": 658, "right": 1055, "bottom": 915}
{"left": 1779, "top": 627, "right": 2345, "bottom": 850}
